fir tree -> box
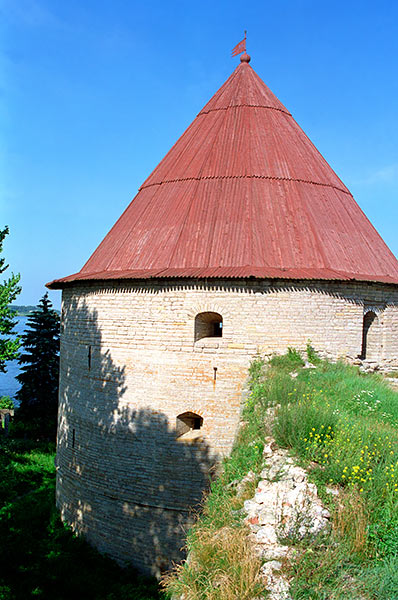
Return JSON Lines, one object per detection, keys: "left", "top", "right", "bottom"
{"left": 16, "top": 293, "right": 60, "bottom": 433}
{"left": 0, "top": 226, "right": 21, "bottom": 371}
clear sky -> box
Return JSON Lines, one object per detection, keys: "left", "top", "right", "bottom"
{"left": 1, "top": 0, "right": 397, "bottom": 310}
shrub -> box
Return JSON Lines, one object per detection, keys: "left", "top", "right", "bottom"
{"left": 0, "top": 396, "right": 14, "bottom": 410}
{"left": 306, "top": 339, "right": 321, "bottom": 365}
{"left": 269, "top": 347, "right": 304, "bottom": 371}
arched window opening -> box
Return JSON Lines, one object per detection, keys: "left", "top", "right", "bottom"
{"left": 361, "top": 311, "right": 381, "bottom": 360}
{"left": 194, "top": 312, "right": 223, "bottom": 342}
{"left": 176, "top": 412, "right": 203, "bottom": 437}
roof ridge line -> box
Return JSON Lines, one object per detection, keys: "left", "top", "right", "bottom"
{"left": 139, "top": 174, "right": 353, "bottom": 196}
{"left": 198, "top": 104, "right": 291, "bottom": 116}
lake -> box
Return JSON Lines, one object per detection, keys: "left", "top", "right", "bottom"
{"left": 0, "top": 316, "right": 29, "bottom": 402}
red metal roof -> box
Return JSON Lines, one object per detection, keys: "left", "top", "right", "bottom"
{"left": 47, "top": 55, "right": 398, "bottom": 289}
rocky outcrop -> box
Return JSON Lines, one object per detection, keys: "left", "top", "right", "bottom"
{"left": 244, "top": 437, "right": 331, "bottom": 600}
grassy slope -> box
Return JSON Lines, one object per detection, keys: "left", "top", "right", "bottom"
{"left": 164, "top": 351, "right": 398, "bottom": 600}
{"left": 0, "top": 438, "right": 164, "bottom": 600}
{"left": 267, "top": 353, "right": 398, "bottom": 599}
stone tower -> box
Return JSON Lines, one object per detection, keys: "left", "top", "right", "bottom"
{"left": 48, "top": 53, "right": 398, "bottom": 575}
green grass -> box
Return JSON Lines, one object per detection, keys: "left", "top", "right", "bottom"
{"left": 256, "top": 354, "right": 398, "bottom": 598}
{"left": 0, "top": 437, "right": 164, "bottom": 600}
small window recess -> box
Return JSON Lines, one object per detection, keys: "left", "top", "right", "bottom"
{"left": 72, "top": 428, "right": 76, "bottom": 449}
{"left": 194, "top": 312, "right": 223, "bottom": 342}
{"left": 176, "top": 412, "right": 203, "bottom": 439}
{"left": 88, "top": 345, "right": 92, "bottom": 370}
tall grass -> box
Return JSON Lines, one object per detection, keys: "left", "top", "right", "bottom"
{"left": 162, "top": 527, "right": 265, "bottom": 600}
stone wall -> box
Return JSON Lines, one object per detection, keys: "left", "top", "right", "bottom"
{"left": 56, "top": 278, "right": 398, "bottom": 574}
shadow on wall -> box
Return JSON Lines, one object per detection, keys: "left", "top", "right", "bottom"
{"left": 57, "top": 294, "right": 216, "bottom": 577}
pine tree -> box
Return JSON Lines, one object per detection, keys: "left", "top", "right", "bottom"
{"left": 16, "top": 293, "right": 60, "bottom": 433}
{"left": 0, "top": 226, "right": 21, "bottom": 372}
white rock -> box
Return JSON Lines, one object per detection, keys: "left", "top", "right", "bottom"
{"left": 267, "top": 462, "right": 288, "bottom": 480}
{"left": 288, "top": 466, "right": 307, "bottom": 483}
{"left": 261, "top": 559, "right": 283, "bottom": 574}
{"left": 256, "top": 524, "right": 278, "bottom": 545}
{"left": 260, "top": 565, "right": 291, "bottom": 600}
{"left": 298, "top": 524, "right": 307, "bottom": 537}
{"left": 268, "top": 578, "right": 291, "bottom": 600}
{"left": 263, "top": 443, "right": 275, "bottom": 458}
{"left": 284, "top": 486, "right": 304, "bottom": 509}
{"left": 242, "top": 424, "right": 333, "bottom": 600}
{"left": 243, "top": 499, "right": 259, "bottom": 516}
{"left": 257, "top": 479, "right": 274, "bottom": 492}
{"left": 258, "top": 508, "right": 278, "bottom": 526}
{"left": 254, "top": 489, "right": 279, "bottom": 505}
{"left": 261, "top": 545, "right": 290, "bottom": 560}
{"left": 309, "top": 518, "right": 324, "bottom": 535}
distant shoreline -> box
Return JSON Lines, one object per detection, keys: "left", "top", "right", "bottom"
{"left": 10, "top": 305, "right": 36, "bottom": 316}
{"left": 11, "top": 305, "right": 60, "bottom": 316}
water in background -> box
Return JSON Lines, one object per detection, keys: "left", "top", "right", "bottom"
{"left": 0, "top": 316, "right": 28, "bottom": 402}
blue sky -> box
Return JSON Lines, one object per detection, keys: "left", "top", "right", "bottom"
{"left": 1, "top": 0, "right": 397, "bottom": 310}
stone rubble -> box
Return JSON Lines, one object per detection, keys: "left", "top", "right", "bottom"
{"left": 243, "top": 436, "right": 331, "bottom": 600}
{"left": 385, "top": 376, "right": 398, "bottom": 391}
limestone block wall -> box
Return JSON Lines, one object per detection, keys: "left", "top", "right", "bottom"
{"left": 56, "top": 278, "right": 398, "bottom": 574}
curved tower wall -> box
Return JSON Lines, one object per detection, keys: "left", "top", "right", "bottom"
{"left": 56, "top": 278, "right": 398, "bottom": 574}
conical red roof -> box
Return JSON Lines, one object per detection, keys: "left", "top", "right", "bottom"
{"left": 48, "top": 55, "right": 398, "bottom": 288}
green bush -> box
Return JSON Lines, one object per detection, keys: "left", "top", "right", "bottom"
{"left": 0, "top": 396, "right": 14, "bottom": 410}
{"left": 306, "top": 339, "right": 321, "bottom": 365}
{"left": 269, "top": 347, "right": 304, "bottom": 371}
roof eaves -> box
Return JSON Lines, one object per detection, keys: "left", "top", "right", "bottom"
{"left": 46, "top": 267, "right": 398, "bottom": 289}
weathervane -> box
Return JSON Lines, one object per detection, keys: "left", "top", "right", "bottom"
{"left": 231, "top": 30, "right": 247, "bottom": 57}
